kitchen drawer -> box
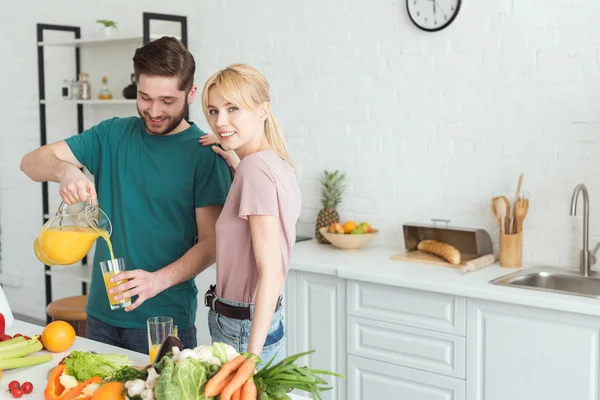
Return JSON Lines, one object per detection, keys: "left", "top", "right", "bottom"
{"left": 348, "top": 316, "right": 465, "bottom": 379}
{"left": 347, "top": 355, "right": 465, "bottom": 400}
{"left": 347, "top": 280, "right": 466, "bottom": 335}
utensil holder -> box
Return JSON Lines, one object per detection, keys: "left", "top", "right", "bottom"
{"left": 500, "top": 232, "right": 522, "bottom": 268}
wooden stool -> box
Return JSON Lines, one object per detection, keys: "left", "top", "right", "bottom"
{"left": 46, "top": 295, "right": 88, "bottom": 338}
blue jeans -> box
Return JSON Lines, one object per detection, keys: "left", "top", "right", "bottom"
{"left": 87, "top": 316, "right": 197, "bottom": 354}
{"left": 207, "top": 296, "right": 286, "bottom": 370}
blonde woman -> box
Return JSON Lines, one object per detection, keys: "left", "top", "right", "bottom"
{"left": 199, "top": 64, "right": 301, "bottom": 370}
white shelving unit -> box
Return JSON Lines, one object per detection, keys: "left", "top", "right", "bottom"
{"left": 37, "top": 12, "right": 189, "bottom": 324}
{"left": 40, "top": 99, "right": 136, "bottom": 105}
{"left": 37, "top": 34, "right": 181, "bottom": 47}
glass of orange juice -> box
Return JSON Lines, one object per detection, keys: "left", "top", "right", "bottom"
{"left": 99, "top": 258, "right": 132, "bottom": 310}
{"left": 147, "top": 316, "right": 173, "bottom": 363}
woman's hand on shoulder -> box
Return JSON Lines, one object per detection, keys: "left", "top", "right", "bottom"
{"left": 199, "top": 133, "right": 240, "bottom": 171}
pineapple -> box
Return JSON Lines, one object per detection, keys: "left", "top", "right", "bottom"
{"left": 315, "top": 170, "right": 346, "bottom": 244}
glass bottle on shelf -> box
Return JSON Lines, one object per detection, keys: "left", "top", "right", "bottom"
{"left": 61, "top": 79, "right": 69, "bottom": 99}
{"left": 98, "top": 76, "right": 113, "bottom": 100}
{"left": 77, "top": 73, "right": 91, "bottom": 100}
{"left": 70, "top": 79, "right": 77, "bottom": 99}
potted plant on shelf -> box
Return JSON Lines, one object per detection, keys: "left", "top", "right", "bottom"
{"left": 96, "top": 19, "right": 118, "bottom": 37}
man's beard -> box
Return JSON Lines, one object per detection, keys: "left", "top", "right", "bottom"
{"left": 138, "top": 105, "right": 186, "bottom": 136}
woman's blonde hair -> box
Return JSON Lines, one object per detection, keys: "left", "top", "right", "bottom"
{"left": 201, "top": 63, "right": 293, "bottom": 166}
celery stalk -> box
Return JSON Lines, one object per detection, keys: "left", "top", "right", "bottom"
{"left": 0, "top": 336, "right": 26, "bottom": 349}
{"left": 0, "top": 338, "right": 29, "bottom": 353}
{"left": 0, "top": 340, "right": 42, "bottom": 360}
{"left": 0, "top": 354, "right": 53, "bottom": 369}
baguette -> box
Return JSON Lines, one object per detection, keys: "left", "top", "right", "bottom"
{"left": 417, "top": 240, "right": 461, "bottom": 265}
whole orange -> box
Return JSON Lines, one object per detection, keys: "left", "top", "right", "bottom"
{"left": 91, "top": 382, "right": 126, "bottom": 400}
{"left": 41, "top": 321, "right": 76, "bottom": 352}
{"left": 343, "top": 221, "right": 357, "bottom": 234}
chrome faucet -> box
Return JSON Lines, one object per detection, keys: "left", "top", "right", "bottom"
{"left": 570, "top": 183, "right": 600, "bottom": 276}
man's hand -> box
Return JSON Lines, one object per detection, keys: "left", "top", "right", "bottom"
{"left": 59, "top": 168, "right": 98, "bottom": 206}
{"left": 109, "top": 269, "right": 163, "bottom": 312}
{"left": 199, "top": 133, "right": 240, "bottom": 171}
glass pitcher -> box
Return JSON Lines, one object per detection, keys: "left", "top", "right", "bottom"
{"left": 34, "top": 200, "right": 113, "bottom": 266}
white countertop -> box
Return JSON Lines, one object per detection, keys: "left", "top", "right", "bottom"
{"left": 1, "top": 320, "right": 307, "bottom": 400}
{"left": 290, "top": 240, "right": 600, "bottom": 317}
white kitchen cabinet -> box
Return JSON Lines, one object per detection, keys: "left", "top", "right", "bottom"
{"left": 467, "top": 298, "right": 600, "bottom": 400}
{"left": 285, "top": 271, "right": 347, "bottom": 400}
{"left": 347, "top": 280, "right": 466, "bottom": 335}
{"left": 347, "top": 355, "right": 465, "bottom": 400}
{"left": 347, "top": 316, "right": 466, "bottom": 379}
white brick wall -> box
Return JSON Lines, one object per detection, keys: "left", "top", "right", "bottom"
{"left": 2, "top": 0, "right": 600, "bottom": 321}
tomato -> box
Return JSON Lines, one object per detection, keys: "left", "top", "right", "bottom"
{"left": 10, "top": 386, "right": 23, "bottom": 398}
{"left": 21, "top": 382, "right": 33, "bottom": 394}
{"left": 7, "top": 381, "right": 19, "bottom": 390}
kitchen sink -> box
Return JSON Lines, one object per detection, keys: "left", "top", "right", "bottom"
{"left": 490, "top": 266, "right": 600, "bottom": 299}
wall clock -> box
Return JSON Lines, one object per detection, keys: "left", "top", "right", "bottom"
{"left": 407, "top": 0, "right": 461, "bottom": 32}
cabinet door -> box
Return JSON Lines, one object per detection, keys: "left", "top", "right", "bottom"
{"left": 294, "top": 271, "right": 346, "bottom": 400}
{"left": 348, "top": 355, "right": 465, "bottom": 400}
{"left": 467, "top": 299, "right": 600, "bottom": 400}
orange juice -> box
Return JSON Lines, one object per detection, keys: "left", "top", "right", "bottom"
{"left": 103, "top": 271, "right": 131, "bottom": 308}
{"left": 149, "top": 344, "right": 161, "bottom": 363}
{"left": 34, "top": 226, "right": 114, "bottom": 266}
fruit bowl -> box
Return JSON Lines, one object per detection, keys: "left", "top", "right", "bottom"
{"left": 318, "top": 227, "right": 379, "bottom": 250}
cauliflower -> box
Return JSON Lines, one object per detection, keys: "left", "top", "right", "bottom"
{"left": 145, "top": 367, "right": 160, "bottom": 390}
{"left": 140, "top": 388, "right": 154, "bottom": 399}
{"left": 125, "top": 379, "right": 146, "bottom": 397}
{"left": 193, "top": 345, "right": 222, "bottom": 366}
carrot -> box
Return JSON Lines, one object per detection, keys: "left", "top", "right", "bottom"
{"left": 221, "top": 359, "right": 256, "bottom": 400}
{"left": 240, "top": 379, "right": 257, "bottom": 400}
{"left": 205, "top": 373, "right": 234, "bottom": 397}
{"left": 232, "top": 387, "right": 242, "bottom": 400}
{"left": 205, "top": 355, "right": 246, "bottom": 395}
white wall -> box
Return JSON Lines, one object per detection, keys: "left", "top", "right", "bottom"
{"left": 2, "top": 0, "right": 600, "bottom": 320}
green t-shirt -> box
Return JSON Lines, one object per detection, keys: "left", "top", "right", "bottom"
{"left": 64, "top": 116, "right": 231, "bottom": 330}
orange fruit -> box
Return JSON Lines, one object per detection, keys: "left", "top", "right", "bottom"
{"left": 343, "top": 221, "right": 357, "bottom": 234}
{"left": 41, "top": 320, "right": 76, "bottom": 353}
{"left": 91, "top": 382, "right": 126, "bottom": 400}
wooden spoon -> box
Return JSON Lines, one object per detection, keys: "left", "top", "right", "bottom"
{"left": 492, "top": 196, "right": 509, "bottom": 235}
{"left": 509, "top": 173, "right": 524, "bottom": 234}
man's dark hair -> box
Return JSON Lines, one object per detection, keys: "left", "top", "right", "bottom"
{"left": 133, "top": 36, "right": 195, "bottom": 91}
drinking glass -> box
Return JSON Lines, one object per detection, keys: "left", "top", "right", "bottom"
{"left": 99, "top": 258, "right": 132, "bottom": 310}
{"left": 147, "top": 316, "right": 173, "bottom": 363}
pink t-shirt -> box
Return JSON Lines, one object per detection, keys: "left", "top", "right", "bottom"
{"left": 215, "top": 151, "right": 302, "bottom": 303}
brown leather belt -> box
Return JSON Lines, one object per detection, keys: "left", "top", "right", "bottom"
{"left": 204, "top": 285, "right": 282, "bottom": 320}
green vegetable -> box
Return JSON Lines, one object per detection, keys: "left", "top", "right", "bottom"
{"left": 107, "top": 366, "right": 148, "bottom": 382}
{"left": 0, "top": 353, "right": 53, "bottom": 369}
{"left": 64, "top": 350, "right": 132, "bottom": 382}
{"left": 0, "top": 338, "right": 42, "bottom": 360}
{"left": 254, "top": 350, "right": 345, "bottom": 400}
{"left": 0, "top": 336, "right": 26, "bottom": 350}
{"left": 154, "top": 354, "right": 220, "bottom": 400}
